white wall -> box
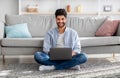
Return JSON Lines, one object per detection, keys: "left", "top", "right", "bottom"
{"left": 0, "top": 0, "right": 18, "bottom": 21}
{"left": 19, "top": 0, "right": 120, "bottom": 19}
{"left": 19, "top": 0, "right": 120, "bottom": 13}
{"left": 0, "top": 0, "right": 120, "bottom": 21}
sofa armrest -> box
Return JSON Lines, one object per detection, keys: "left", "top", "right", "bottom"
{"left": 0, "top": 21, "right": 4, "bottom": 39}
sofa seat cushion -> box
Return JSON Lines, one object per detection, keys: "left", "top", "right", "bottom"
{"left": 80, "top": 37, "right": 120, "bottom": 47}
{"left": 1, "top": 38, "right": 44, "bottom": 47}
{"left": 2, "top": 47, "right": 41, "bottom": 55}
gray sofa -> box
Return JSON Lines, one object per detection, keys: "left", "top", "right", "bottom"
{"left": 1, "top": 14, "right": 120, "bottom": 62}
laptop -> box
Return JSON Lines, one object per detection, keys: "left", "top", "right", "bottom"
{"left": 49, "top": 48, "right": 72, "bottom": 60}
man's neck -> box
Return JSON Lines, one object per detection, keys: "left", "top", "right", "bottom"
{"left": 58, "top": 26, "right": 66, "bottom": 34}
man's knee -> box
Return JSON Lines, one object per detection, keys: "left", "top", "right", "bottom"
{"left": 34, "top": 52, "right": 41, "bottom": 61}
{"left": 34, "top": 52, "right": 41, "bottom": 59}
{"left": 82, "top": 53, "right": 88, "bottom": 63}
{"left": 77, "top": 53, "right": 88, "bottom": 63}
{"left": 34, "top": 51, "right": 49, "bottom": 61}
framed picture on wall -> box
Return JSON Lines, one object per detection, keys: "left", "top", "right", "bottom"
{"left": 103, "top": 5, "right": 112, "bottom": 12}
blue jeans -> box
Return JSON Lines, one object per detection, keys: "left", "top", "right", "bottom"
{"left": 34, "top": 51, "right": 88, "bottom": 70}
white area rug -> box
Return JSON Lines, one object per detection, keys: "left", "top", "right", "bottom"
{"left": 0, "top": 58, "right": 120, "bottom": 78}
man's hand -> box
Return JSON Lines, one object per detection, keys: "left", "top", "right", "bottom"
{"left": 72, "top": 51, "right": 77, "bottom": 56}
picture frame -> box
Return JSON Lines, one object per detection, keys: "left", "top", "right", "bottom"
{"left": 104, "top": 5, "right": 112, "bottom": 12}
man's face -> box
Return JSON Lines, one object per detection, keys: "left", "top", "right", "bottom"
{"left": 56, "top": 15, "right": 67, "bottom": 28}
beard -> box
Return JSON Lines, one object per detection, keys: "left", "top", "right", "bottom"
{"left": 57, "top": 22, "right": 66, "bottom": 28}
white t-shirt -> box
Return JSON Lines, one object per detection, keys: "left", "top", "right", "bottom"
{"left": 56, "top": 33, "right": 64, "bottom": 48}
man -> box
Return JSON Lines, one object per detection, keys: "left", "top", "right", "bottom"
{"left": 34, "top": 9, "right": 87, "bottom": 71}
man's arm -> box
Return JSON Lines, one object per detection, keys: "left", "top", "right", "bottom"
{"left": 43, "top": 32, "right": 51, "bottom": 54}
{"left": 72, "top": 31, "right": 81, "bottom": 55}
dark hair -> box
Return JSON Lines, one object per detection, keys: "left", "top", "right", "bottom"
{"left": 55, "top": 9, "right": 67, "bottom": 18}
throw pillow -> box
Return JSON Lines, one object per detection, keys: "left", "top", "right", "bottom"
{"left": 95, "top": 19, "right": 119, "bottom": 36}
{"left": 5, "top": 23, "right": 32, "bottom": 38}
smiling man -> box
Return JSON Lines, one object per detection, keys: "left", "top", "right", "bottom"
{"left": 34, "top": 9, "right": 88, "bottom": 71}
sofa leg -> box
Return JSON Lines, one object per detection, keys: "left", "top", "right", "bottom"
{"left": 112, "top": 52, "right": 115, "bottom": 59}
{"left": 2, "top": 55, "right": 5, "bottom": 64}
{"left": 106, "top": 52, "right": 118, "bottom": 62}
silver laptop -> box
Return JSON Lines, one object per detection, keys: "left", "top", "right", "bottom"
{"left": 49, "top": 48, "right": 72, "bottom": 60}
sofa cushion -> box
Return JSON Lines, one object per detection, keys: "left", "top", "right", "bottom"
{"left": 1, "top": 38, "right": 44, "bottom": 47}
{"left": 82, "top": 45, "right": 120, "bottom": 54}
{"left": 5, "top": 15, "right": 108, "bottom": 37}
{"left": 80, "top": 37, "right": 120, "bottom": 47}
{"left": 95, "top": 20, "right": 119, "bottom": 36}
{"left": 2, "top": 47, "right": 41, "bottom": 55}
{"left": 67, "top": 16, "right": 107, "bottom": 37}
{"left": 5, "top": 15, "right": 56, "bottom": 37}
{"left": 5, "top": 23, "right": 32, "bottom": 38}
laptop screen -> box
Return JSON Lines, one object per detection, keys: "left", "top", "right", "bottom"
{"left": 49, "top": 48, "right": 72, "bottom": 60}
